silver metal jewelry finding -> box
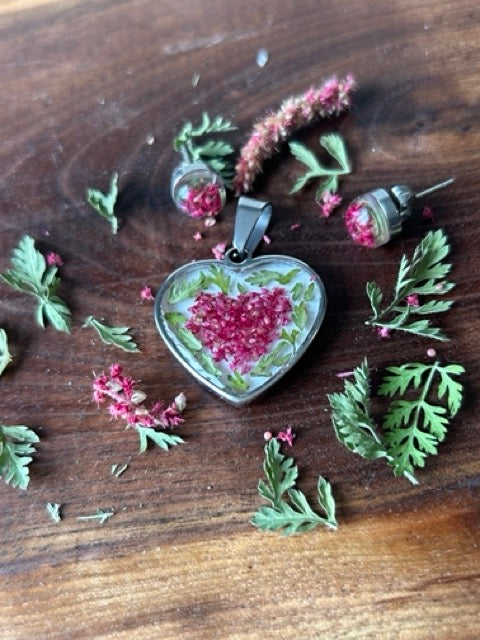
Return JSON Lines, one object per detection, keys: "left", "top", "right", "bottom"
{"left": 345, "top": 178, "right": 454, "bottom": 248}
{"left": 154, "top": 197, "right": 327, "bottom": 405}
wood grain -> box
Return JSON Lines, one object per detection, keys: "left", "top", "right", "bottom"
{"left": 1, "top": 1, "right": 479, "bottom": 638}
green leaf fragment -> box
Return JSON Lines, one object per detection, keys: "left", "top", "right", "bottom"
{"left": 252, "top": 439, "right": 337, "bottom": 535}
{"left": 136, "top": 426, "right": 184, "bottom": 453}
{"left": 378, "top": 361, "right": 464, "bottom": 478}
{"left": 227, "top": 370, "right": 249, "bottom": 391}
{"left": 1, "top": 235, "right": 71, "bottom": 333}
{"left": 0, "top": 424, "right": 40, "bottom": 490}
{"left": 77, "top": 509, "right": 114, "bottom": 524}
{"left": 176, "top": 327, "right": 202, "bottom": 352}
{"left": 289, "top": 133, "right": 351, "bottom": 194}
{"left": 83, "top": 316, "right": 139, "bottom": 352}
{"left": 292, "top": 301, "right": 308, "bottom": 329}
{"left": 46, "top": 502, "right": 62, "bottom": 523}
{"left": 86, "top": 172, "right": 119, "bottom": 234}
{"left": 206, "top": 265, "right": 231, "bottom": 294}
{"left": 0, "top": 328, "right": 12, "bottom": 376}
{"left": 168, "top": 273, "right": 204, "bottom": 303}
{"left": 366, "top": 230, "right": 454, "bottom": 340}
{"left": 164, "top": 311, "right": 187, "bottom": 327}
{"left": 195, "top": 351, "right": 222, "bottom": 378}
{"left": 245, "top": 268, "right": 300, "bottom": 286}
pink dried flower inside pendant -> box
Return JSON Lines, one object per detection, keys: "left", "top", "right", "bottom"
{"left": 185, "top": 287, "right": 292, "bottom": 373}
{"left": 182, "top": 181, "right": 225, "bottom": 219}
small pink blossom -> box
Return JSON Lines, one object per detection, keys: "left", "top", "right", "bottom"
{"left": 140, "top": 286, "right": 154, "bottom": 302}
{"left": 427, "top": 348, "right": 437, "bottom": 358}
{"left": 405, "top": 293, "right": 420, "bottom": 307}
{"left": 263, "top": 234, "right": 272, "bottom": 245}
{"left": 277, "top": 426, "right": 296, "bottom": 447}
{"left": 263, "top": 431, "right": 273, "bottom": 441}
{"left": 377, "top": 326, "right": 391, "bottom": 339}
{"left": 317, "top": 191, "right": 342, "bottom": 218}
{"left": 234, "top": 75, "right": 355, "bottom": 194}
{"left": 181, "top": 181, "right": 224, "bottom": 219}
{"left": 193, "top": 231, "right": 203, "bottom": 241}
{"left": 422, "top": 206, "right": 434, "bottom": 220}
{"left": 212, "top": 242, "right": 226, "bottom": 260}
{"left": 46, "top": 251, "right": 63, "bottom": 267}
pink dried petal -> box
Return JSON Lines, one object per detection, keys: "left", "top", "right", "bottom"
{"left": 193, "top": 231, "right": 203, "bottom": 241}
{"left": 140, "top": 286, "right": 154, "bottom": 301}
{"left": 277, "top": 426, "right": 296, "bottom": 447}
{"left": 46, "top": 251, "right": 63, "bottom": 267}
{"left": 212, "top": 243, "right": 226, "bottom": 260}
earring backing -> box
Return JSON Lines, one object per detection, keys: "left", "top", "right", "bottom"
{"left": 344, "top": 178, "right": 454, "bottom": 248}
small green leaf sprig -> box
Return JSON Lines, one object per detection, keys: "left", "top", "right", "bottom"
{"left": 289, "top": 133, "right": 351, "bottom": 198}
{"left": 1, "top": 235, "right": 71, "bottom": 333}
{"left": 366, "top": 229, "right": 454, "bottom": 340}
{"left": 86, "top": 172, "right": 119, "bottom": 234}
{"left": 251, "top": 438, "right": 337, "bottom": 535}
{"left": 83, "top": 316, "right": 139, "bottom": 353}
{"left": 0, "top": 424, "right": 40, "bottom": 490}
{"left": 173, "top": 112, "right": 237, "bottom": 185}
{"left": 328, "top": 357, "right": 465, "bottom": 483}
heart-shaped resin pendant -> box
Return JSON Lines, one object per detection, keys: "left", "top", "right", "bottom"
{"left": 154, "top": 197, "right": 326, "bottom": 405}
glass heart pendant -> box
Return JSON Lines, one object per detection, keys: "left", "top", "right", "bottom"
{"left": 154, "top": 197, "right": 327, "bottom": 405}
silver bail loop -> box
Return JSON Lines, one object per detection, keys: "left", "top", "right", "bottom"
{"left": 230, "top": 196, "right": 272, "bottom": 261}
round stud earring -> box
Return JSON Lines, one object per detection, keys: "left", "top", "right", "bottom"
{"left": 344, "top": 178, "right": 454, "bottom": 248}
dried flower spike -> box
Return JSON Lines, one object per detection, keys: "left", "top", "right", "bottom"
{"left": 92, "top": 364, "right": 186, "bottom": 452}
{"left": 234, "top": 75, "right": 354, "bottom": 194}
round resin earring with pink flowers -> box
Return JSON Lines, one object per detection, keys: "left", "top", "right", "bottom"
{"left": 344, "top": 178, "right": 454, "bottom": 248}
{"left": 171, "top": 113, "right": 237, "bottom": 222}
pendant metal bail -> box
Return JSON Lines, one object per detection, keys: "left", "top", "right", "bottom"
{"left": 228, "top": 196, "right": 272, "bottom": 263}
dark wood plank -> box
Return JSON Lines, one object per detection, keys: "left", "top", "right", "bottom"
{"left": 1, "top": 1, "right": 479, "bottom": 638}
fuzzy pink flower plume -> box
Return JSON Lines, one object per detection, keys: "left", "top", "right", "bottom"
{"left": 46, "top": 251, "right": 63, "bottom": 267}
{"left": 234, "top": 74, "right": 355, "bottom": 194}
{"left": 317, "top": 191, "right": 342, "bottom": 218}
{"left": 93, "top": 364, "right": 186, "bottom": 431}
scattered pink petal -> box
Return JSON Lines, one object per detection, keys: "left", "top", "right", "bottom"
{"left": 290, "top": 223, "right": 301, "bottom": 231}
{"left": 140, "top": 286, "right": 154, "bottom": 302}
{"left": 405, "top": 293, "right": 420, "bottom": 307}
{"left": 277, "top": 426, "right": 296, "bottom": 447}
{"left": 46, "top": 251, "right": 64, "bottom": 267}
{"left": 377, "top": 326, "right": 391, "bottom": 339}
{"left": 263, "top": 234, "right": 271, "bottom": 245}
{"left": 193, "top": 231, "right": 203, "bottom": 241}
{"left": 422, "top": 206, "right": 434, "bottom": 220}
{"left": 211, "top": 242, "right": 226, "bottom": 260}
{"left": 336, "top": 370, "right": 355, "bottom": 378}
{"left": 204, "top": 217, "right": 217, "bottom": 228}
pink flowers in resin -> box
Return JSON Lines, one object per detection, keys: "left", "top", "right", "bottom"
{"left": 344, "top": 202, "right": 377, "bottom": 248}
{"left": 234, "top": 75, "right": 355, "bottom": 194}
{"left": 181, "top": 181, "right": 224, "bottom": 219}
{"left": 93, "top": 364, "right": 186, "bottom": 431}
{"left": 185, "top": 287, "right": 292, "bottom": 373}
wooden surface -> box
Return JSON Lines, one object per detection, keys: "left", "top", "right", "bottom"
{"left": 1, "top": 1, "right": 479, "bottom": 638}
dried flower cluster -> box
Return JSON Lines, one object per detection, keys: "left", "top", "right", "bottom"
{"left": 344, "top": 201, "right": 376, "bottom": 248}
{"left": 185, "top": 287, "right": 292, "bottom": 373}
{"left": 181, "top": 181, "right": 224, "bottom": 219}
{"left": 233, "top": 75, "right": 355, "bottom": 194}
{"left": 93, "top": 364, "right": 185, "bottom": 429}
{"left": 317, "top": 191, "right": 342, "bottom": 218}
